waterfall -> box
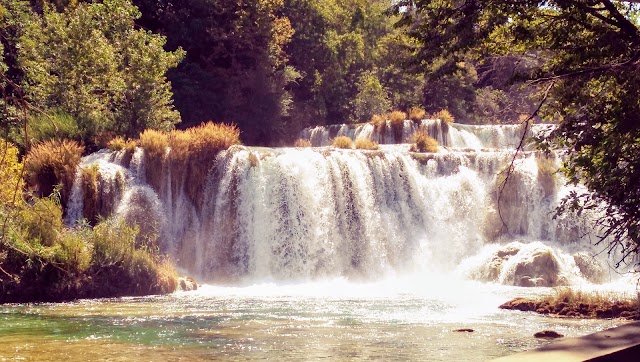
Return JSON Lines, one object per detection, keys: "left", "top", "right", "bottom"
{"left": 66, "top": 124, "right": 617, "bottom": 286}
{"left": 299, "top": 119, "right": 553, "bottom": 150}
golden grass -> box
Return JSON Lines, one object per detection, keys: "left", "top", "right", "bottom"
{"left": 410, "top": 129, "right": 439, "bottom": 153}
{"left": 108, "top": 137, "right": 137, "bottom": 153}
{"left": 332, "top": 136, "right": 353, "bottom": 149}
{"left": 369, "top": 113, "right": 387, "bottom": 128}
{"left": 354, "top": 138, "right": 379, "bottom": 150}
{"left": 293, "top": 139, "right": 312, "bottom": 147}
{"left": 409, "top": 107, "right": 426, "bottom": 122}
{"left": 24, "top": 139, "right": 84, "bottom": 205}
{"left": 434, "top": 109, "right": 455, "bottom": 124}
{"left": 108, "top": 136, "right": 126, "bottom": 151}
{"left": 166, "top": 122, "right": 240, "bottom": 206}
{"left": 139, "top": 129, "right": 168, "bottom": 160}
{"left": 389, "top": 110, "right": 407, "bottom": 128}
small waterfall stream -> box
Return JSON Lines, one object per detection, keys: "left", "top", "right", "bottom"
{"left": 66, "top": 122, "right": 613, "bottom": 287}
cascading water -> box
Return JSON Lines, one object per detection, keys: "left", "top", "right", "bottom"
{"left": 65, "top": 121, "right": 618, "bottom": 288}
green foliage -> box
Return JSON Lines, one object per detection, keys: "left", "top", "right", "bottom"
{"left": 18, "top": 0, "right": 184, "bottom": 143}
{"left": 351, "top": 71, "right": 391, "bottom": 123}
{"left": 0, "top": 139, "right": 24, "bottom": 206}
{"left": 17, "top": 196, "right": 63, "bottom": 247}
{"left": 25, "top": 111, "right": 82, "bottom": 145}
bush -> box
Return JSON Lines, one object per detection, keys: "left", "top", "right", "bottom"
{"left": 435, "top": 109, "right": 455, "bottom": 124}
{"left": 409, "top": 107, "right": 426, "bottom": 122}
{"left": 89, "top": 219, "right": 177, "bottom": 296}
{"left": 26, "top": 111, "right": 82, "bottom": 146}
{"left": 17, "top": 196, "right": 63, "bottom": 247}
{"left": 293, "top": 139, "right": 312, "bottom": 147}
{"left": 139, "top": 129, "right": 169, "bottom": 160}
{"left": 389, "top": 110, "right": 407, "bottom": 128}
{"left": 0, "top": 139, "right": 24, "bottom": 206}
{"left": 370, "top": 113, "right": 387, "bottom": 128}
{"left": 332, "top": 136, "right": 353, "bottom": 149}
{"left": 24, "top": 139, "right": 84, "bottom": 205}
{"left": 410, "top": 129, "right": 439, "bottom": 152}
{"left": 355, "top": 138, "right": 379, "bottom": 150}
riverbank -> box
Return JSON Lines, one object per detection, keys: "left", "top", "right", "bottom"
{"left": 500, "top": 288, "right": 640, "bottom": 320}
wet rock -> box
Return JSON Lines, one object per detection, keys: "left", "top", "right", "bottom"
{"left": 499, "top": 297, "right": 539, "bottom": 312}
{"left": 178, "top": 276, "right": 198, "bottom": 291}
{"left": 534, "top": 330, "right": 564, "bottom": 338}
{"left": 512, "top": 249, "right": 560, "bottom": 287}
{"left": 573, "top": 252, "right": 607, "bottom": 283}
{"left": 453, "top": 328, "right": 474, "bottom": 333}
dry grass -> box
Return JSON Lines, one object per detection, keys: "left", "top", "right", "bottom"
{"left": 166, "top": 122, "right": 240, "bottom": 206}
{"left": 369, "top": 113, "right": 387, "bottom": 128}
{"left": 332, "top": 136, "right": 353, "bottom": 149}
{"left": 108, "top": 137, "right": 137, "bottom": 154}
{"left": 354, "top": 138, "right": 379, "bottom": 150}
{"left": 410, "top": 129, "right": 439, "bottom": 152}
{"left": 24, "top": 139, "right": 84, "bottom": 205}
{"left": 434, "top": 109, "right": 455, "bottom": 124}
{"left": 409, "top": 107, "right": 426, "bottom": 122}
{"left": 139, "top": 129, "right": 169, "bottom": 160}
{"left": 389, "top": 110, "right": 407, "bottom": 128}
{"left": 293, "top": 138, "right": 312, "bottom": 147}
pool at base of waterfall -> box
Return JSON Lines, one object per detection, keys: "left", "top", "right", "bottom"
{"left": 0, "top": 277, "right": 630, "bottom": 361}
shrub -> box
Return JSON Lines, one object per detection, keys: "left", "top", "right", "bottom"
{"left": 0, "top": 139, "right": 24, "bottom": 206}
{"left": 409, "top": 107, "right": 426, "bottom": 122}
{"left": 293, "top": 138, "right": 312, "bottom": 147}
{"left": 370, "top": 113, "right": 387, "bottom": 128}
{"left": 139, "top": 129, "right": 168, "bottom": 160}
{"left": 55, "top": 229, "right": 93, "bottom": 273}
{"left": 332, "top": 136, "right": 353, "bottom": 149}
{"left": 24, "top": 139, "right": 84, "bottom": 205}
{"left": 17, "top": 196, "right": 63, "bottom": 247}
{"left": 108, "top": 136, "right": 127, "bottom": 151}
{"left": 26, "top": 111, "right": 82, "bottom": 146}
{"left": 435, "top": 109, "right": 455, "bottom": 124}
{"left": 89, "top": 218, "right": 177, "bottom": 296}
{"left": 389, "top": 110, "right": 407, "bottom": 128}
{"left": 354, "top": 138, "right": 379, "bottom": 150}
{"left": 410, "top": 129, "right": 439, "bottom": 153}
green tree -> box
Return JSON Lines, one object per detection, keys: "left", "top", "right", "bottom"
{"left": 397, "top": 0, "right": 640, "bottom": 267}
{"left": 18, "top": 0, "right": 184, "bottom": 141}
{"left": 351, "top": 71, "right": 390, "bottom": 122}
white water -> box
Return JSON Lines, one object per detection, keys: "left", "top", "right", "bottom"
{"left": 64, "top": 123, "right": 623, "bottom": 289}
{"left": 299, "top": 119, "right": 553, "bottom": 150}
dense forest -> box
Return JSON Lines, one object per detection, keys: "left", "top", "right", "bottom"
{"left": 1, "top": 0, "right": 639, "bottom": 301}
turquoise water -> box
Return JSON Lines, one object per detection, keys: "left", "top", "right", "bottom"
{"left": 0, "top": 279, "right": 624, "bottom": 361}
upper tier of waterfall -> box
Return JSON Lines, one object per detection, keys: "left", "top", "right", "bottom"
{"left": 299, "top": 118, "right": 554, "bottom": 150}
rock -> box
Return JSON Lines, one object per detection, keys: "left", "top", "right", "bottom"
{"left": 573, "top": 252, "right": 607, "bottom": 283}
{"left": 499, "top": 297, "right": 539, "bottom": 312}
{"left": 178, "top": 276, "right": 198, "bottom": 291}
{"left": 453, "top": 328, "right": 474, "bottom": 333}
{"left": 534, "top": 330, "right": 564, "bottom": 338}
{"left": 512, "top": 248, "right": 560, "bottom": 287}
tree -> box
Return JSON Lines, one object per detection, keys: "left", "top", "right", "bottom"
{"left": 396, "top": 0, "right": 640, "bottom": 267}
{"left": 17, "top": 0, "right": 184, "bottom": 142}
